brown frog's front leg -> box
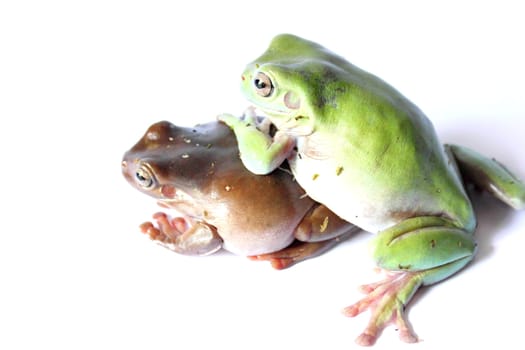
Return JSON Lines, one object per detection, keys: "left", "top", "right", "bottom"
{"left": 140, "top": 212, "right": 223, "bottom": 256}
{"left": 248, "top": 204, "right": 359, "bottom": 269}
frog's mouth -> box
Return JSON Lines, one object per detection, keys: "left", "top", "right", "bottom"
{"left": 251, "top": 106, "right": 314, "bottom": 137}
{"left": 253, "top": 103, "right": 291, "bottom": 118}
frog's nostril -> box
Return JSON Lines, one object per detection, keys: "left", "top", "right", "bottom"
{"left": 121, "top": 160, "right": 127, "bottom": 169}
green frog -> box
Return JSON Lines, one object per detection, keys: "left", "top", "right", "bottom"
{"left": 219, "top": 34, "right": 525, "bottom": 345}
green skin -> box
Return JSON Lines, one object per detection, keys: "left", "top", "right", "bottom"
{"left": 219, "top": 34, "right": 525, "bottom": 346}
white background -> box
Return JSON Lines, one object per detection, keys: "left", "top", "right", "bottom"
{"left": 1, "top": 1, "right": 524, "bottom": 349}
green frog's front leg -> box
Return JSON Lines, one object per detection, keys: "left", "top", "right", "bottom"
{"left": 343, "top": 216, "right": 477, "bottom": 346}
{"left": 218, "top": 110, "right": 295, "bottom": 175}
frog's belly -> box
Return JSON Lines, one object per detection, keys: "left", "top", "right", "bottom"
{"left": 289, "top": 155, "right": 437, "bottom": 233}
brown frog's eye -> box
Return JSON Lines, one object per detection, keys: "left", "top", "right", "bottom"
{"left": 135, "top": 165, "right": 155, "bottom": 189}
{"left": 254, "top": 72, "right": 273, "bottom": 97}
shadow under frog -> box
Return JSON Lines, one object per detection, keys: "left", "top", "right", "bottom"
{"left": 122, "top": 119, "right": 359, "bottom": 269}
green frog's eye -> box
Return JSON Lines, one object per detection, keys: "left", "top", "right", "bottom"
{"left": 254, "top": 72, "right": 273, "bottom": 97}
{"left": 135, "top": 165, "right": 155, "bottom": 189}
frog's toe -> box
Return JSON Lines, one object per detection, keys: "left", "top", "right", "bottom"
{"left": 398, "top": 325, "right": 418, "bottom": 343}
{"left": 139, "top": 221, "right": 162, "bottom": 240}
{"left": 355, "top": 332, "right": 376, "bottom": 347}
{"left": 354, "top": 317, "right": 417, "bottom": 346}
{"left": 247, "top": 240, "right": 311, "bottom": 269}
{"left": 247, "top": 254, "right": 295, "bottom": 270}
{"left": 139, "top": 212, "right": 186, "bottom": 245}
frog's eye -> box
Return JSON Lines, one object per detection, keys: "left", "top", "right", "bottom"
{"left": 254, "top": 72, "right": 273, "bottom": 97}
{"left": 135, "top": 166, "right": 155, "bottom": 189}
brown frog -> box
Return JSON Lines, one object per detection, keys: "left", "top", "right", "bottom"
{"left": 122, "top": 116, "right": 357, "bottom": 268}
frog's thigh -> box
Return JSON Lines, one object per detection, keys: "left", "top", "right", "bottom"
{"left": 371, "top": 216, "right": 477, "bottom": 285}
{"left": 249, "top": 233, "right": 354, "bottom": 270}
{"left": 249, "top": 205, "right": 359, "bottom": 270}
{"left": 294, "top": 203, "right": 360, "bottom": 242}
{"left": 448, "top": 144, "right": 525, "bottom": 210}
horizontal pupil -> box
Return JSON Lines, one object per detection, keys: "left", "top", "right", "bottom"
{"left": 255, "top": 79, "right": 266, "bottom": 89}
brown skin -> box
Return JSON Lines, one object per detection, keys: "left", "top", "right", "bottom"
{"left": 122, "top": 120, "right": 357, "bottom": 268}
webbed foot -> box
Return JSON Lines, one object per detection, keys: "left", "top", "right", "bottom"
{"left": 342, "top": 271, "right": 422, "bottom": 346}
{"left": 140, "top": 212, "right": 222, "bottom": 256}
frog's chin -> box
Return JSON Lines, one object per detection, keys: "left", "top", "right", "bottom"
{"left": 157, "top": 194, "right": 202, "bottom": 219}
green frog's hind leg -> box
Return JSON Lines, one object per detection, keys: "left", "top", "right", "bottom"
{"left": 447, "top": 144, "right": 525, "bottom": 210}
{"left": 343, "top": 216, "right": 477, "bottom": 346}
